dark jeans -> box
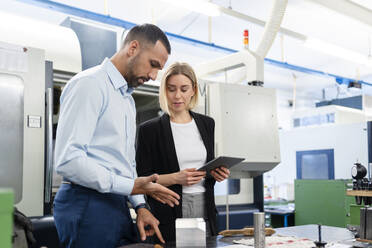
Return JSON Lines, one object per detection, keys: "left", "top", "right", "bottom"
{"left": 53, "top": 183, "right": 138, "bottom": 248}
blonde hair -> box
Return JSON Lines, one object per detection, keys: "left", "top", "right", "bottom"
{"left": 159, "top": 62, "right": 199, "bottom": 116}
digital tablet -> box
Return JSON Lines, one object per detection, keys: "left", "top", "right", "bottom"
{"left": 197, "top": 156, "right": 245, "bottom": 173}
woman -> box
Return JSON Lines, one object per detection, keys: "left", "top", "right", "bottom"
{"left": 136, "top": 62, "right": 230, "bottom": 242}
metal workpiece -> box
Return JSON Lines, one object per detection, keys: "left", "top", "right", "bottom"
{"left": 361, "top": 208, "right": 367, "bottom": 239}
{"left": 175, "top": 218, "right": 206, "bottom": 247}
{"left": 254, "top": 212, "right": 265, "bottom": 248}
{"left": 366, "top": 208, "right": 372, "bottom": 240}
{"left": 358, "top": 207, "right": 372, "bottom": 242}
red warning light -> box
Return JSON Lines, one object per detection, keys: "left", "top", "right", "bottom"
{"left": 243, "top": 29, "right": 249, "bottom": 49}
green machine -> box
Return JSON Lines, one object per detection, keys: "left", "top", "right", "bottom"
{"left": 0, "top": 189, "right": 13, "bottom": 248}
{"left": 295, "top": 179, "right": 355, "bottom": 227}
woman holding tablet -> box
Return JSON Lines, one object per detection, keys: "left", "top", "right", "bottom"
{"left": 136, "top": 62, "right": 230, "bottom": 242}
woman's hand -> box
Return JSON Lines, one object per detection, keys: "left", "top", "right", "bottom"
{"left": 210, "top": 166, "right": 230, "bottom": 182}
{"left": 175, "top": 168, "right": 206, "bottom": 186}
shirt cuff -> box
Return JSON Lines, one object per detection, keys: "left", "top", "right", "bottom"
{"left": 129, "top": 194, "right": 146, "bottom": 208}
{"left": 111, "top": 175, "right": 135, "bottom": 196}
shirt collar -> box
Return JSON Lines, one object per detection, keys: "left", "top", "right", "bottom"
{"left": 102, "top": 58, "right": 134, "bottom": 96}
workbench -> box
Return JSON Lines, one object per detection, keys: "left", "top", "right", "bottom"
{"left": 120, "top": 224, "right": 355, "bottom": 247}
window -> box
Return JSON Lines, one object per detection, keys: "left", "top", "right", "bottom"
{"left": 293, "top": 113, "right": 335, "bottom": 127}
{"left": 296, "top": 149, "right": 334, "bottom": 179}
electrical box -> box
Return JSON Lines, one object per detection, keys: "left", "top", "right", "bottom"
{"left": 207, "top": 83, "right": 280, "bottom": 178}
{"left": 295, "top": 179, "right": 355, "bottom": 227}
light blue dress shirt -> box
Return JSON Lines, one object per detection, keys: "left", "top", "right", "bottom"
{"left": 55, "top": 58, "right": 145, "bottom": 207}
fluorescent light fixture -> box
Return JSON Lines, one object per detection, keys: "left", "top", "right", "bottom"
{"left": 304, "top": 38, "right": 372, "bottom": 67}
{"left": 160, "top": 0, "right": 221, "bottom": 16}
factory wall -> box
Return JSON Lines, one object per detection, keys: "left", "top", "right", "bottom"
{"left": 265, "top": 121, "right": 368, "bottom": 201}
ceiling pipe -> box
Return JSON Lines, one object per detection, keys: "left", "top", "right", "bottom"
{"left": 255, "top": 0, "right": 288, "bottom": 58}
{"left": 16, "top": 0, "right": 372, "bottom": 87}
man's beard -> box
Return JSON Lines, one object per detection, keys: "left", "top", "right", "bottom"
{"left": 125, "top": 54, "right": 149, "bottom": 88}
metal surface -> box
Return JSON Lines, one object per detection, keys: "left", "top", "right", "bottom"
{"left": 176, "top": 218, "right": 206, "bottom": 247}
{"left": 0, "top": 43, "right": 46, "bottom": 216}
{"left": 44, "top": 87, "right": 53, "bottom": 203}
{"left": 366, "top": 208, "right": 372, "bottom": 239}
{"left": 120, "top": 225, "right": 354, "bottom": 247}
{"left": 53, "top": 69, "right": 75, "bottom": 85}
{"left": 361, "top": 208, "right": 367, "bottom": 239}
{"left": 275, "top": 225, "right": 354, "bottom": 243}
{"left": 196, "top": 50, "right": 264, "bottom": 83}
{"left": 18, "top": 46, "right": 45, "bottom": 217}
{"left": 61, "top": 18, "right": 117, "bottom": 70}
{"left": 0, "top": 73, "right": 24, "bottom": 203}
{"left": 208, "top": 83, "right": 280, "bottom": 179}
{"left": 295, "top": 179, "right": 355, "bottom": 227}
{"left": 254, "top": 212, "right": 265, "bottom": 248}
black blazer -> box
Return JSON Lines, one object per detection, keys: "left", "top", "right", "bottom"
{"left": 136, "top": 111, "right": 217, "bottom": 242}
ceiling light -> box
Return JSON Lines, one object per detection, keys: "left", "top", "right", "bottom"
{"left": 160, "top": 0, "right": 221, "bottom": 16}
{"left": 304, "top": 38, "right": 372, "bottom": 67}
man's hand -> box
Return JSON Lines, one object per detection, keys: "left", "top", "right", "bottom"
{"left": 136, "top": 208, "right": 165, "bottom": 243}
{"left": 132, "top": 174, "right": 180, "bottom": 207}
{"left": 175, "top": 168, "right": 206, "bottom": 186}
{"left": 210, "top": 166, "right": 230, "bottom": 182}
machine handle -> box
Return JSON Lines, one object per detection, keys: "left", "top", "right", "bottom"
{"left": 44, "top": 88, "right": 53, "bottom": 203}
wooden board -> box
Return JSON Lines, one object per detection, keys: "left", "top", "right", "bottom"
{"left": 346, "top": 190, "right": 372, "bottom": 197}
{"left": 357, "top": 238, "right": 372, "bottom": 243}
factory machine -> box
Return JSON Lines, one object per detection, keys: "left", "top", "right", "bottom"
{"left": 0, "top": 12, "right": 82, "bottom": 217}
{"left": 0, "top": 4, "right": 283, "bottom": 230}
{"left": 0, "top": 42, "right": 49, "bottom": 217}
{"left": 348, "top": 162, "right": 372, "bottom": 241}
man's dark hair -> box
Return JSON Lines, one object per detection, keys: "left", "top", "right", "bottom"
{"left": 123, "top": 24, "right": 171, "bottom": 54}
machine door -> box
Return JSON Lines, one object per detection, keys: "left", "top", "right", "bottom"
{"left": 0, "top": 73, "right": 24, "bottom": 203}
{"left": 0, "top": 43, "right": 45, "bottom": 216}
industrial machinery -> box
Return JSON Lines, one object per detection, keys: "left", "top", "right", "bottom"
{"left": 0, "top": 2, "right": 284, "bottom": 224}
{"left": 0, "top": 42, "right": 49, "bottom": 217}
{"left": 295, "top": 179, "right": 355, "bottom": 227}
{"left": 347, "top": 162, "right": 372, "bottom": 241}
{"left": 191, "top": 10, "right": 283, "bottom": 229}
{"left": 0, "top": 12, "right": 82, "bottom": 217}
{"left": 351, "top": 162, "right": 370, "bottom": 205}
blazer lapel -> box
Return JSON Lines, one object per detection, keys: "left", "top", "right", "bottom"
{"left": 160, "top": 114, "right": 180, "bottom": 172}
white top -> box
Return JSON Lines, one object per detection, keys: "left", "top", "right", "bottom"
{"left": 171, "top": 118, "right": 207, "bottom": 194}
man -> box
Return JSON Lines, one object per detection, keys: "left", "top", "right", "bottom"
{"left": 53, "top": 24, "right": 179, "bottom": 248}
